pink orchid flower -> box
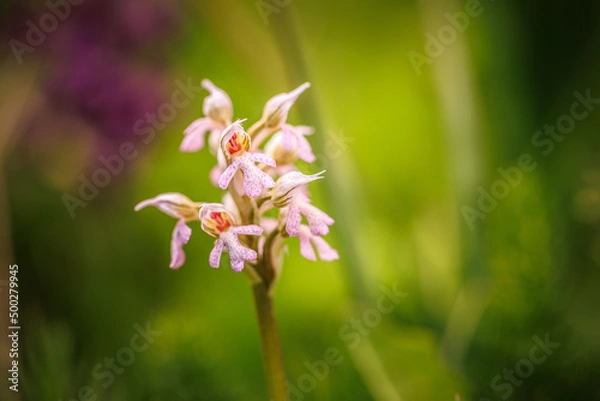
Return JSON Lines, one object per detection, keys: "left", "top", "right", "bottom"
{"left": 134, "top": 193, "right": 203, "bottom": 269}
{"left": 200, "top": 204, "right": 263, "bottom": 272}
{"left": 181, "top": 79, "right": 232, "bottom": 153}
{"left": 218, "top": 120, "right": 276, "bottom": 198}
{"left": 265, "top": 126, "right": 316, "bottom": 164}
{"left": 271, "top": 171, "right": 334, "bottom": 237}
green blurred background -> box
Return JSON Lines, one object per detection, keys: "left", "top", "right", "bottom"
{"left": 1, "top": 0, "right": 599, "bottom": 400}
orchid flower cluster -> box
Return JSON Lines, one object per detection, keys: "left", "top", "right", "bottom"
{"left": 135, "top": 80, "right": 338, "bottom": 281}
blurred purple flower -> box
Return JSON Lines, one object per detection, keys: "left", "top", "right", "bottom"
{"left": 43, "top": 0, "right": 179, "bottom": 154}
{"left": 3, "top": 0, "right": 180, "bottom": 162}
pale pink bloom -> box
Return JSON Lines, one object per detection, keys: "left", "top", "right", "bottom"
{"left": 218, "top": 120, "right": 276, "bottom": 198}
{"left": 262, "top": 82, "right": 310, "bottom": 129}
{"left": 181, "top": 79, "right": 232, "bottom": 153}
{"left": 265, "top": 126, "right": 315, "bottom": 164}
{"left": 282, "top": 125, "right": 315, "bottom": 163}
{"left": 298, "top": 225, "right": 339, "bottom": 261}
{"left": 200, "top": 204, "right": 263, "bottom": 272}
{"left": 134, "top": 193, "right": 202, "bottom": 269}
{"left": 271, "top": 171, "right": 333, "bottom": 236}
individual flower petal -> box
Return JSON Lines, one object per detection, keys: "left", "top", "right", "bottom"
{"left": 218, "top": 159, "right": 241, "bottom": 190}
{"left": 248, "top": 152, "right": 277, "bottom": 167}
{"left": 297, "top": 225, "right": 339, "bottom": 261}
{"left": 134, "top": 193, "right": 202, "bottom": 222}
{"left": 262, "top": 82, "right": 310, "bottom": 128}
{"left": 298, "top": 226, "right": 317, "bottom": 261}
{"left": 311, "top": 235, "right": 339, "bottom": 261}
{"left": 285, "top": 204, "right": 303, "bottom": 237}
{"left": 184, "top": 117, "right": 211, "bottom": 135}
{"left": 231, "top": 225, "right": 264, "bottom": 236}
{"left": 170, "top": 220, "right": 192, "bottom": 269}
{"left": 181, "top": 117, "right": 214, "bottom": 152}
{"left": 294, "top": 132, "right": 316, "bottom": 163}
{"left": 209, "top": 239, "right": 224, "bottom": 268}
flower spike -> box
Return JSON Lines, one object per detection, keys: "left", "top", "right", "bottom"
{"left": 138, "top": 80, "right": 337, "bottom": 276}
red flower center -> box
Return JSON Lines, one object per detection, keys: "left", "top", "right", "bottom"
{"left": 227, "top": 133, "right": 242, "bottom": 155}
{"left": 210, "top": 211, "right": 232, "bottom": 232}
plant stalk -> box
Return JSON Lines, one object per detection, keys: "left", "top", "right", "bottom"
{"left": 251, "top": 282, "right": 287, "bottom": 401}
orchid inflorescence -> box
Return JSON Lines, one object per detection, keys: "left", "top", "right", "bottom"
{"left": 135, "top": 80, "right": 338, "bottom": 282}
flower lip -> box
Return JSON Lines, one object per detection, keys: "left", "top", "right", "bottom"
{"left": 263, "top": 82, "right": 310, "bottom": 128}
{"left": 200, "top": 203, "right": 236, "bottom": 237}
{"left": 271, "top": 170, "right": 325, "bottom": 207}
{"left": 220, "top": 119, "right": 250, "bottom": 158}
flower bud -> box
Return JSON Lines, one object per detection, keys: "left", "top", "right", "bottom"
{"left": 271, "top": 171, "right": 325, "bottom": 207}
{"left": 220, "top": 120, "right": 251, "bottom": 159}
{"left": 200, "top": 203, "right": 236, "bottom": 237}
{"left": 202, "top": 79, "right": 233, "bottom": 125}
{"left": 262, "top": 82, "right": 310, "bottom": 128}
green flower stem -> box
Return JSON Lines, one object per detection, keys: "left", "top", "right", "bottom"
{"left": 251, "top": 281, "right": 287, "bottom": 401}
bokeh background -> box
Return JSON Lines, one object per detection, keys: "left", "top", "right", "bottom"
{"left": 1, "top": 0, "right": 599, "bottom": 400}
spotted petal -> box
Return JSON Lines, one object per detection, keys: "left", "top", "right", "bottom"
{"left": 170, "top": 220, "right": 192, "bottom": 269}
